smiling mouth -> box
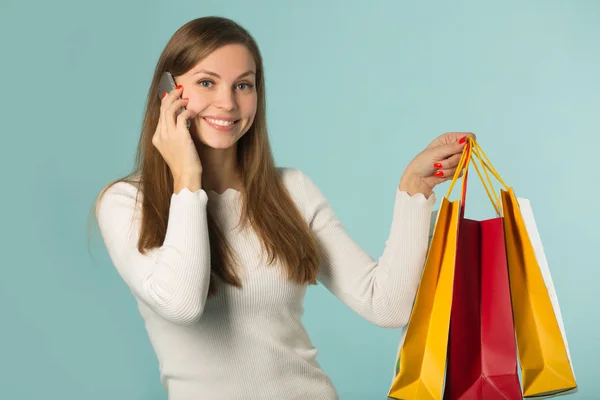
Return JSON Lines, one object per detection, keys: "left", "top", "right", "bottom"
{"left": 203, "top": 117, "right": 239, "bottom": 127}
{"left": 202, "top": 117, "right": 241, "bottom": 131}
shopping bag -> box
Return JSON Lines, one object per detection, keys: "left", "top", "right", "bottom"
{"left": 444, "top": 217, "right": 521, "bottom": 399}
{"left": 389, "top": 138, "right": 577, "bottom": 399}
{"left": 501, "top": 189, "right": 577, "bottom": 397}
{"left": 391, "top": 209, "right": 439, "bottom": 382}
{"left": 472, "top": 142, "right": 577, "bottom": 397}
{"left": 387, "top": 196, "right": 460, "bottom": 399}
{"left": 517, "top": 198, "right": 577, "bottom": 388}
{"left": 390, "top": 140, "right": 517, "bottom": 399}
{"left": 443, "top": 141, "right": 521, "bottom": 400}
{"left": 387, "top": 146, "right": 468, "bottom": 399}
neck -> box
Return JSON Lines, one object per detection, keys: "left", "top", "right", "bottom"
{"left": 197, "top": 144, "right": 242, "bottom": 194}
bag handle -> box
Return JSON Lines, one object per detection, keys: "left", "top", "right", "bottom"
{"left": 471, "top": 141, "right": 508, "bottom": 189}
{"left": 470, "top": 140, "right": 510, "bottom": 216}
{"left": 445, "top": 139, "right": 474, "bottom": 219}
{"left": 445, "top": 138, "right": 509, "bottom": 217}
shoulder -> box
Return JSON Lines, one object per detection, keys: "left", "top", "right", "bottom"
{"left": 278, "top": 167, "right": 306, "bottom": 190}
{"left": 276, "top": 167, "right": 330, "bottom": 219}
{"left": 277, "top": 165, "right": 327, "bottom": 193}
{"left": 95, "top": 178, "right": 142, "bottom": 220}
{"left": 276, "top": 167, "right": 321, "bottom": 197}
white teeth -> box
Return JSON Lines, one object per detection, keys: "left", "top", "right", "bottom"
{"left": 206, "top": 118, "right": 235, "bottom": 126}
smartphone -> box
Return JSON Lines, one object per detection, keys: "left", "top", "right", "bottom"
{"left": 158, "top": 71, "right": 191, "bottom": 129}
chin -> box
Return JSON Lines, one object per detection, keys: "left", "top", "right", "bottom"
{"left": 197, "top": 134, "right": 240, "bottom": 150}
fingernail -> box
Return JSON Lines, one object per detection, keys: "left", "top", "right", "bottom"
{"left": 434, "top": 163, "right": 443, "bottom": 169}
{"left": 176, "top": 85, "right": 183, "bottom": 89}
{"left": 162, "top": 92, "right": 167, "bottom": 99}
{"left": 435, "top": 171, "right": 444, "bottom": 177}
{"left": 459, "top": 136, "right": 467, "bottom": 144}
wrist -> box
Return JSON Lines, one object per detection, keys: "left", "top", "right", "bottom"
{"left": 173, "top": 173, "right": 202, "bottom": 194}
{"left": 399, "top": 173, "right": 433, "bottom": 198}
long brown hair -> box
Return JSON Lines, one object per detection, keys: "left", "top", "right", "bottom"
{"left": 89, "top": 16, "right": 321, "bottom": 295}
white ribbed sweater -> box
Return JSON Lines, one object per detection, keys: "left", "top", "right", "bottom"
{"left": 95, "top": 167, "right": 436, "bottom": 400}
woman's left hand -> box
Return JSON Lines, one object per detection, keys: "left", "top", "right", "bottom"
{"left": 399, "top": 132, "right": 477, "bottom": 197}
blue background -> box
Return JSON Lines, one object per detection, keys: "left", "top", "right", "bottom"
{"left": 1, "top": 0, "right": 598, "bottom": 398}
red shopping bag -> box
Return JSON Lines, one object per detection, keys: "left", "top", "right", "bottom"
{"left": 443, "top": 144, "right": 522, "bottom": 400}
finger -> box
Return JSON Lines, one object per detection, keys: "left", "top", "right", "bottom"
{"left": 160, "top": 86, "right": 184, "bottom": 115}
{"left": 453, "top": 132, "right": 476, "bottom": 142}
{"left": 160, "top": 86, "right": 183, "bottom": 107}
{"left": 430, "top": 142, "right": 467, "bottom": 162}
{"left": 428, "top": 132, "right": 476, "bottom": 148}
{"left": 165, "top": 98, "right": 190, "bottom": 130}
{"left": 445, "top": 132, "right": 476, "bottom": 144}
{"left": 153, "top": 107, "right": 166, "bottom": 145}
{"left": 433, "top": 153, "right": 462, "bottom": 170}
{"left": 159, "top": 87, "right": 183, "bottom": 135}
{"left": 440, "top": 133, "right": 479, "bottom": 158}
{"left": 176, "top": 109, "right": 198, "bottom": 131}
{"left": 433, "top": 166, "right": 464, "bottom": 180}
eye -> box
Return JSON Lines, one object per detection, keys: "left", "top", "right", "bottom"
{"left": 236, "top": 82, "right": 254, "bottom": 90}
{"left": 198, "top": 80, "right": 213, "bottom": 88}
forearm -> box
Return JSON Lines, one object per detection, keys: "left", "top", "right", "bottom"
{"left": 314, "top": 189, "right": 436, "bottom": 328}
{"left": 371, "top": 189, "right": 436, "bottom": 327}
{"left": 97, "top": 183, "right": 211, "bottom": 326}
{"left": 152, "top": 188, "right": 211, "bottom": 323}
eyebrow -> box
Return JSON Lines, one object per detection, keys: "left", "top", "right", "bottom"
{"left": 192, "top": 69, "right": 256, "bottom": 79}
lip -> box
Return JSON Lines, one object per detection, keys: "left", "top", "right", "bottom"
{"left": 202, "top": 116, "right": 240, "bottom": 132}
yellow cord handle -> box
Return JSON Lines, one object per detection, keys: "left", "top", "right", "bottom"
{"left": 471, "top": 141, "right": 508, "bottom": 189}
{"left": 444, "top": 138, "right": 509, "bottom": 216}
{"left": 445, "top": 138, "right": 472, "bottom": 202}
{"left": 471, "top": 151, "right": 501, "bottom": 215}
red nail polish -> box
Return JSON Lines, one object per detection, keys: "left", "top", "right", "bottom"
{"left": 459, "top": 136, "right": 467, "bottom": 144}
{"left": 435, "top": 170, "right": 444, "bottom": 177}
{"left": 176, "top": 85, "right": 183, "bottom": 89}
{"left": 434, "top": 163, "right": 443, "bottom": 169}
{"left": 162, "top": 92, "right": 167, "bottom": 99}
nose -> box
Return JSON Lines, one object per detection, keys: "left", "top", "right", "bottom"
{"left": 214, "top": 86, "right": 237, "bottom": 111}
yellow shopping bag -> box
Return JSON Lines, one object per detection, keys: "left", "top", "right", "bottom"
{"left": 387, "top": 143, "right": 472, "bottom": 399}
{"left": 501, "top": 189, "right": 577, "bottom": 396}
{"left": 470, "top": 142, "right": 577, "bottom": 397}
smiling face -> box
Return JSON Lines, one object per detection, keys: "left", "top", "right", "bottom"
{"left": 174, "top": 44, "right": 258, "bottom": 150}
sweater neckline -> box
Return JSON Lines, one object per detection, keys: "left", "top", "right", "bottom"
{"left": 206, "top": 187, "right": 241, "bottom": 201}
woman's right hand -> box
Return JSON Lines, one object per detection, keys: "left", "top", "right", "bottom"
{"left": 152, "top": 86, "right": 203, "bottom": 186}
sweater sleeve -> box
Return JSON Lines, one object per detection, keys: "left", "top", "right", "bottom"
{"left": 301, "top": 171, "right": 437, "bottom": 328}
{"left": 95, "top": 182, "right": 212, "bottom": 326}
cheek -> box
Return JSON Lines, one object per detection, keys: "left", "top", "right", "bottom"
{"left": 186, "top": 98, "right": 210, "bottom": 115}
{"left": 242, "top": 95, "right": 258, "bottom": 118}
{"left": 180, "top": 89, "right": 209, "bottom": 114}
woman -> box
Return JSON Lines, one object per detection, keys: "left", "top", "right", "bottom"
{"left": 94, "top": 16, "right": 473, "bottom": 400}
